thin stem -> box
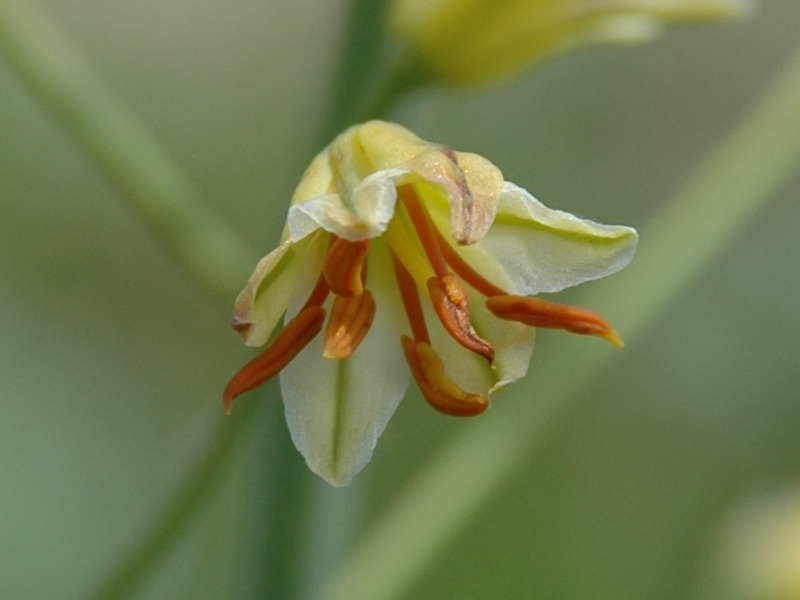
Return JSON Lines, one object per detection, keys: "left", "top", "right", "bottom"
{"left": 317, "top": 40, "right": 800, "bottom": 600}
{"left": 88, "top": 401, "right": 257, "bottom": 600}
{"left": 257, "top": 1, "right": 419, "bottom": 598}
{"left": 0, "top": 0, "right": 255, "bottom": 303}
{"left": 319, "top": 0, "right": 419, "bottom": 142}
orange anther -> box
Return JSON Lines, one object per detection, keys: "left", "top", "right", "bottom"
{"left": 323, "top": 291, "right": 377, "bottom": 360}
{"left": 322, "top": 237, "right": 371, "bottom": 297}
{"left": 427, "top": 275, "right": 494, "bottom": 362}
{"left": 486, "top": 295, "right": 624, "bottom": 348}
{"left": 223, "top": 305, "right": 325, "bottom": 413}
{"left": 401, "top": 336, "right": 489, "bottom": 417}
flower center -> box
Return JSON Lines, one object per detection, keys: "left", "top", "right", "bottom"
{"left": 223, "top": 183, "right": 622, "bottom": 415}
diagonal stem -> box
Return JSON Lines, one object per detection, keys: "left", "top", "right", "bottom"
{"left": 317, "top": 40, "right": 800, "bottom": 600}
{"left": 87, "top": 401, "right": 257, "bottom": 600}
{"left": 0, "top": 0, "right": 256, "bottom": 303}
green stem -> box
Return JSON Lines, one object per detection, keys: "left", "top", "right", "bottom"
{"left": 317, "top": 40, "right": 800, "bottom": 600}
{"left": 319, "top": 0, "right": 417, "bottom": 142}
{"left": 254, "top": 3, "right": 419, "bottom": 599}
{"left": 87, "top": 402, "right": 257, "bottom": 600}
{"left": 0, "top": 0, "right": 255, "bottom": 303}
{"left": 252, "top": 415, "right": 316, "bottom": 600}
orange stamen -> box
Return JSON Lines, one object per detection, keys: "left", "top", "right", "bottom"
{"left": 322, "top": 237, "right": 371, "bottom": 297}
{"left": 397, "top": 185, "right": 494, "bottom": 361}
{"left": 323, "top": 291, "right": 376, "bottom": 359}
{"left": 302, "top": 273, "right": 331, "bottom": 311}
{"left": 427, "top": 275, "right": 494, "bottom": 363}
{"left": 223, "top": 305, "right": 326, "bottom": 413}
{"left": 486, "top": 295, "right": 624, "bottom": 348}
{"left": 401, "top": 336, "right": 488, "bottom": 417}
{"left": 391, "top": 251, "right": 430, "bottom": 345}
{"left": 398, "top": 185, "right": 448, "bottom": 280}
{"left": 432, "top": 226, "right": 506, "bottom": 298}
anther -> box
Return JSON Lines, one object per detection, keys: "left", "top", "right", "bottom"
{"left": 323, "top": 291, "right": 376, "bottom": 360}
{"left": 486, "top": 295, "right": 624, "bottom": 348}
{"left": 427, "top": 275, "right": 495, "bottom": 362}
{"left": 322, "top": 237, "right": 371, "bottom": 297}
{"left": 223, "top": 305, "right": 326, "bottom": 413}
{"left": 401, "top": 336, "right": 489, "bottom": 417}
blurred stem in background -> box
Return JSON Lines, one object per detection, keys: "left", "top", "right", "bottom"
{"left": 3, "top": 0, "right": 798, "bottom": 600}
{"left": 319, "top": 0, "right": 417, "bottom": 143}
{"left": 0, "top": 0, "right": 256, "bottom": 304}
{"left": 318, "top": 39, "right": 800, "bottom": 600}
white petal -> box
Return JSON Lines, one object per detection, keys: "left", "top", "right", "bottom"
{"left": 468, "top": 289, "right": 535, "bottom": 396}
{"left": 436, "top": 182, "right": 638, "bottom": 295}
{"left": 280, "top": 244, "right": 409, "bottom": 486}
{"left": 287, "top": 169, "right": 409, "bottom": 242}
{"left": 425, "top": 284, "right": 535, "bottom": 399}
{"left": 232, "top": 232, "right": 327, "bottom": 347}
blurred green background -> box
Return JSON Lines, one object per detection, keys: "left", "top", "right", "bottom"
{"left": 1, "top": 0, "right": 799, "bottom": 598}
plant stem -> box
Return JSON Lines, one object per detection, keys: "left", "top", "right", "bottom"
{"left": 253, "top": 2, "right": 420, "bottom": 598}
{"left": 319, "top": 0, "right": 417, "bottom": 142}
{"left": 87, "top": 402, "right": 258, "bottom": 600}
{"left": 0, "top": 0, "right": 255, "bottom": 303}
{"left": 317, "top": 40, "right": 800, "bottom": 600}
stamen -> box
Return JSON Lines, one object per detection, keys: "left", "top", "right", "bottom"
{"left": 398, "top": 185, "right": 448, "bottom": 280}
{"left": 397, "top": 185, "right": 494, "bottom": 362}
{"left": 391, "top": 251, "right": 430, "bottom": 345}
{"left": 223, "top": 305, "right": 326, "bottom": 413}
{"left": 323, "top": 291, "right": 376, "bottom": 359}
{"left": 427, "top": 275, "right": 494, "bottom": 362}
{"left": 486, "top": 295, "right": 624, "bottom": 348}
{"left": 322, "top": 237, "right": 371, "bottom": 297}
{"left": 401, "top": 336, "right": 488, "bottom": 417}
{"left": 302, "top": 272, "right": 331, "bottom": 311}
{"left": 432, "top": 226, "right": 506, "bottom": 298}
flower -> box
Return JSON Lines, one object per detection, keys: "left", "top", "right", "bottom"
{"left": 223, "top": 121, "right": 638, "bottom": 486}
{"left": 387, "top": 0, "right": 754, "bottom": 85}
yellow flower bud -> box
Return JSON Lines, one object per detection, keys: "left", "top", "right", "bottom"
{"left": 387, "top": 0, "right": 754, "bottom": 85}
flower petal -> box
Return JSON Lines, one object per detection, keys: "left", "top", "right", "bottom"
{"left": 430, "top": 182, "right": 638, "bottom": 296}
{"left": 231, "top": 232, "right": 327, "bottom": 347}
{"left": 279, "top": 243, "right": 409, "bottom": 486}
{"left": 287, "top": 169, "right": 411, "bottom": 242}
{"left": 425, "top": 281, "right": 535, "bottom": 399}
{"left": 408, "top": 151, "right": 503, "bottom": 245}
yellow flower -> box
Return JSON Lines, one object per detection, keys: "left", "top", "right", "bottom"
{"left": 387, "top": 0, "right": 754, "bottom": 85}
{"left": 224, "top": 121, "right": 637, "bottom": 486}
